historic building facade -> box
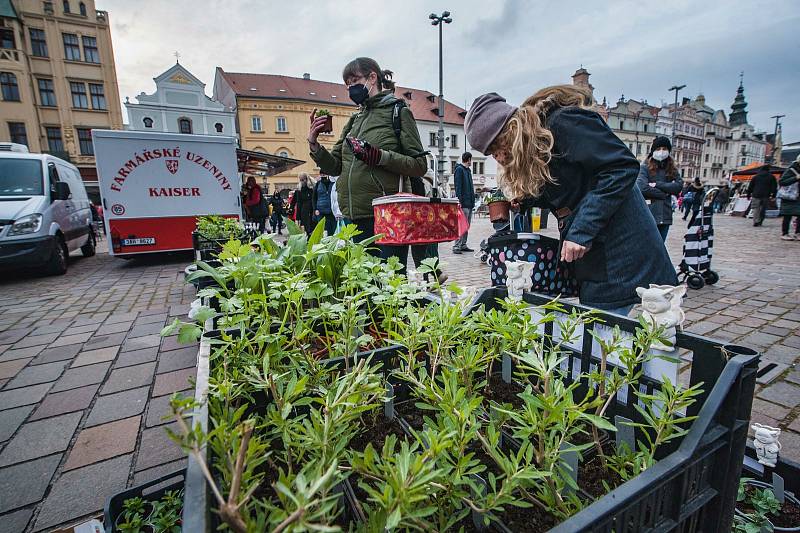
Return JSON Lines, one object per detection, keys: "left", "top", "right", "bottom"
{"left": 125, "top": 62, "right": 235, "bottom": 137}
{"left": 213, "top": 69, "right": 495, "bottom": 192}
{"left": 689, "top": 94, "right": 733, "bottom": 185}
{"left": 605, "top": 96, "right": 659, "bottom": 161}
{"left": 0, "top": 0, "right": 123, "bottom": 185}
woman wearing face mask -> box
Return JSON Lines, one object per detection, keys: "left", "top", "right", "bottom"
{"left": 465, "top": 87, "right": 676, "bottom": 315}
{"left": 636, "top": 136, "right": 683, "bottom": 241}
{"left": 307, "top": 57, "right": 428, "bottom": 272}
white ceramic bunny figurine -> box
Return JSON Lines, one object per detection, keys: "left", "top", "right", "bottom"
{"left": 752, "top": 423, "right": 782, "bottom": 467}
{"left": 506, "top": 260, "right": 535, "bottom": 300}
{"left": 635, "top": 284, "right": 687, "bottom": 351}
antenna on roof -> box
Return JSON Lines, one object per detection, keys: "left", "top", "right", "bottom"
{"left": 174, "top": 51, "right": 180, "bottom": 63}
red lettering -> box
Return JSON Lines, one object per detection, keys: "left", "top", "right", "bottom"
{"left": 111, "top": 183, "right": 121, "bottom": 192}
{"left": 191, "top": 187, "right": 200, "bottom": 196}
{"left": 148, "top": 187, "right": 157, "bottom": 196}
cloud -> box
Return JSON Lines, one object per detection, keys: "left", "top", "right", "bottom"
{"left": 99, "top": 0, "right": 800, "bottom": 140}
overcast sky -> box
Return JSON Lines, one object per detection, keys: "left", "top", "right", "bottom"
{"left": 102, "top": 0, "right": 800, "bottom": 142}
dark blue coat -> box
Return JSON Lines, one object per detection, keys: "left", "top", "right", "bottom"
{"left": 636, "top": 161, "right": 682, "bottom": 225}
{"left": 454, "top": 163, "right": 475, "bottom": 208}
{"left": 533, "top": 107, "right": 677, "bottom": 310}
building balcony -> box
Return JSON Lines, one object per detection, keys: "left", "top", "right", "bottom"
{"left": 96, "top": 10, "right": 108, "bottom": 22}
{"left": 43, "top": 150, "right": 72, "bottom": 162}
{"left": 0, "top": 48, "right": 23, "bottom": 64}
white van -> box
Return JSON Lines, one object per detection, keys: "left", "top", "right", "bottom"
{"left": 0, "top": 145, "right": 95, "bottom": 275}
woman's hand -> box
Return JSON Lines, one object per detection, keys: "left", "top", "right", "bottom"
{"left": 561, "top": 240, "right": 588, "bottom": 262}
{"left": 308, "top": 109, "right": 327, "bottom": 149}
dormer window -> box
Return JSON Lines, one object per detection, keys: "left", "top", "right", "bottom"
{"left": 403, "top": 91, "right": 412, "bottom": 100}
{"left": 143, "top": 117, "right": 153, "bottom": 128}
{"left": 426, "top": 94, "right": 435, "bottom": 103}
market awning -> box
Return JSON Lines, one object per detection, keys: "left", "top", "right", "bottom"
{"left": 236, "top": 149, "right": 305, "bottom": 177}
{"left": 730, "top": 162, "right": 785, "bottom": 182}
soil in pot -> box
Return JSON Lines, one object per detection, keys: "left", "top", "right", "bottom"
{"left": 483, "top": 374, "right": 525, "bottom": 409}
{"left": 577, "top": 440, "right": 623, "bottom": 498}
{"left": 493, "top": 501, "right": 559, "bottom": 532}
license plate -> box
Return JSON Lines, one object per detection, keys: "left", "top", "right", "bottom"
{"left": 121, "top": 238, "right": 155, "bottom": 246}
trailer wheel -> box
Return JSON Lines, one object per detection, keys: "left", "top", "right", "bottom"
{"left": 687, "top": 273, "right": 705, "bottom": 290}
{"left": 703, "top": 270, "right": 719, "bottom": 285}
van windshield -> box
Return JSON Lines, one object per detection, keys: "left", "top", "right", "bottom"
{"left": 0, "top": 159, "right": 44, "bottom": 196}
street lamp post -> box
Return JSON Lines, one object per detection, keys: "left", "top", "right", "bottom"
{"left": 770, "top": 114, "right": 785, "bottom": 163}
{"left": 430, "top": 11, "right": 452, "bottom": 196}
{"left": 668, "top": 84, "right": 686, "bottom": 175}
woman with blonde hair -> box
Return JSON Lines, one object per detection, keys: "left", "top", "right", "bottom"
{"left": 465, "top": 86, "right": 677, "bottom": 314}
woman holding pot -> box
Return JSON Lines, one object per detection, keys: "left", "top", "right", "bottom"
{"left": 306, "top": 57, "right": 428, "bottom": 273}
{"left": 465, "top": 87, "right": 677, "bottom": 314}
{"left": 637, "top": 136, "right": 683, "bottom": 241}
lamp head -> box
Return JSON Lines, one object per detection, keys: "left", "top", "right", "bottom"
{"left": 442, "top": 10, "right": 450, "bottom": 17}
{"left": 444, "top": 17, "right": 452, "bottom": 23}
{"left": 429, "top": 13, "right": 437, "bottom": 19}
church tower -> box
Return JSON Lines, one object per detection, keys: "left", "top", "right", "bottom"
{"left": 729, "top": 73, "right": 749, "bottom": 127}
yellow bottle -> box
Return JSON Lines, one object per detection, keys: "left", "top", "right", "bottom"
{"left": 532, "top": 208, "right": 541, "bottom": 231}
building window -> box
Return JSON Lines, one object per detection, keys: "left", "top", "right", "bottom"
{"left": 637, "top": 144, "right": 642, "bottom": 155}
{"left": 178, "top": 117, "right": 192, "bottom": 134}
{"left": 79, "top": 1, "right": 86, "bottom": 15}
{"left": 141, "top": 117, "right": 154, "bottom": 128}
{"left": 723, "top": 156, "right": 728, "bottom": 165}
{"left": 450, "top": 134, "right": 458, "bottom": 149}
{"left": 429, "top": 132, "right": 436, "bottom": 147}
{"left": 63, "top": 0, "right": 70, "bottom": 12}
{"left": 82, "top": 36, "right": 99, "bottom": 63}
{"left": 619, "top": 121, "right": 624, "bottom": 130}
{"left": 29, "top": 29, "right": 48, "bottom": 57}
{"left": 1, "top": 72, "right": 20, "bottom": 101}
{"left": 251, "top": 116, "right": 262, "bottom": 132}
{"left": 703, "top": 169, "right": 707, "bottom": 177}
{"left": 429, "top": 158, "right": 434, "bottom": 170}
{"left": 276, "top": 116, "right": 287, "bottom": 132}
{"left": 214, "top": 122, "right": 223, "bottom": 133}
{"left": 1, "top": 27, "right": 16, "bottom": 49}
{"left": 278, "top": 150, "right": 288, "bottom": 158}
{"left": 643, "top": 124, "right": 648, "bottom": 133}
{"left": 70, "top": 81, "right": 88, "bottom": 108}
{"left": 478, "top": 162, "right": 484, "bottom": 174}
{"left": 46, "top": 126, "right": 63, "bottom": 152}
{"left": 63, "top": 33, "right": 81, "bottom": 61}
{"left": 450, "top": 160, "right": 457, "bottom": 174}
{"left": 473, "top": 161, "right": 478, "bottom": 174}
{"left": 76, "top": 127, "right": 93, "bottom": 155}
{"left": 8, "top": 122, "right": 28, "bottom": 146}
{"left": 38, "top": 78, "right": 56, "bottom": 106}
{"left": 88, "top": 83, "right": 105, "bottom": 109}
{"left": 741, "top": 157, "right": 746, "bottom": 166}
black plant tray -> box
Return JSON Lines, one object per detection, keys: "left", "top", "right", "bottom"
{"left": 104, "top": 469, "right": 185, "bottom": 532}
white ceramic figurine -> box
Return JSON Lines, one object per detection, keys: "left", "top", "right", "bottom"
{"left": 506, "top": 260, "right": 535, "bottom": 300}
{"left": 635, "top": 284, "right": 687, "bottom": 351}
{"left": 752, "top": 423, "right": 782, "bottom": 467}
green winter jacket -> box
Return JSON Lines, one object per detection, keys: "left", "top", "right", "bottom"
{"left": 310, "top": 91, "right": 428, "bottom": 219}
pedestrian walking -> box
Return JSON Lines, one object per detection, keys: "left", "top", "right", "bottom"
{"left": 453, "top": 152, "right": 476, "bottom": 253}
{"left": 291, "top": 173, "right": 315, "bottom": 235}
{"left": 636, "top": 136, "right": 682, "bottom": 241}
{"left": 307, "top": 56, "right": 428, "bottom": 274}
{"left": 312, "top": 174, "right": 337, "bottom": 236}
{"left": 778, "top": 155, "right": 800, "bottom": 241}
{"left": 747, "top": 165, "right": 777, "bottom": 227}
{"left": 269, "top": 190, "right": 285, "bottom": 235}
{"left": 682, "top": 178, "right": 704, "bottom": 221}
{"left": 714, "top": 184, "right": 730, "bottom": 213}
{"left": 464, "top": 86, "right": 677, "bottom": 314}
{"left": 243, "top": 176, "right": 268, "bottom": 233}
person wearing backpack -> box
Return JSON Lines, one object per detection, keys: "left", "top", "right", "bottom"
{"left": 312, "top": 174, "right": 337, "bottom": 236}
{"left": 307, "top": 57, "right": 428, "bottom": 273}
{"left": 778, "top": 154, "right": 800, "bottom": 240}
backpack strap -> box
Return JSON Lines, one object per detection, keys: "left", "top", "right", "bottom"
{"left": 392, "top": 100, "right": 406, "bottom": 147}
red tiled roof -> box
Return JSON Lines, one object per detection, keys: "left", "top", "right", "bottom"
{"left": 219, "top": 70, "right": 466, "bottom": 125}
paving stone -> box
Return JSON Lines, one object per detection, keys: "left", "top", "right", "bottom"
{"left": 29, "top": 383, "right": 100, "bottom": 421}
{"left": 134, "top": 313, "right": 167, "bottom": 325}
{"left": 0, "top": 383, "right": 52, "bottom": 410}
{"left": 763, "top": 344, "right": 798, "bottom": 365}
{"left": 757, "top": 381, "right": 800, "bottom": 408}
{"left": 135, "top": 422, "right": 185, "bottom": 471}
{"left": 12, "top": 333, "right": 60, "bottom": 349}
{"left": 152, "top": 367, "right": 195, "bottom": 397}
{"left": 47, "top": 331, "right": 94, "bottom": 348}
{"left": 0, "top": 345, "right": 45, "bottom": 362}
{"left": 145, "top": 389, "right": 192, "bottom": 427}
{"left": 0, "top": 404, "right": 34, "bottom": 442}
{"left": 132, "top": 458, "right": 187, "bottom": 487}
{"left": 741, "top": 331, "right": 783, "bottom": 348}
{"left": 94, "top": 321, "right": 133, "bottom": 336}
{"left": 33, "top": 454, "right": 131, "bottom": 531}
{"left": 159, "top": 334, "right": 196, "bottom": 353}
{"left": 0, "top": 454, "right": 61, "bottom": 513}
{"left": 0, "top": 357, "right": 32, "bottom": 380}
{"left": 784, "top": 336, "right": 800, "bottom": 350}
{"left": 71, "top": 346, "right": 119, "bottom": 368}
{"left": 0, "top": 412, "right": 81, "bottom": 467}
{"left": 86, "top": 386, "right": 148, "bottom": 427}
{"left": 121, "top": 334, "right": 162, "bottom": 353}
{"left": 127, "top": 322, "right": 165, "bottom": 338}
{"left": 64, "top": 416, "right": 140, "bottom": 471}
{"left": 30, "top": 344, "right": 82, "bottom": 365}
{"left": 82, "top": 332, "right": 127, "bottom": 351}
{"left": 156, "top": 346, "right": 197, "bottom": 374}
{"left": 789, "top": 417, "right": 800, "bottom": 433}
{"left": 751, "top": 397, "right": 792, "bottom": 420}
{"left": 50, "top": 362, "right": 111, "bottom": 393}
{"left": 114, "top": 346, "right": 159, "bottom": 369}
{"left": 104, "top": 312, "right": 139, "bottom": 325}
{"left": 0, "top": 328, "right": 31, "bottom": 345}
{"left": 0, "top": 508, "right": 33, "bottom": 532}
{"left": 101, "top": 362, "right": 156, "bottom": 395}
{"left": 5, "top": 360, "right": 68, "bottom": 389}
{"left": 31, "top": 323, "right": 70, "bottom": 336}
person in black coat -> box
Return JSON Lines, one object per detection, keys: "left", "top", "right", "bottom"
{"left": 291, "top": 173, "right": 315, "bottom": 235}
{"left": 748, "top": 165, "right": 777, "bottom": 227}
{"left": 465, "top": 87, "right": 677, "bottom": 314}
{"left": 636, "top": 136, "right": 683, "bottom": 241}
{"left": 269, "top": 190, "right": 285, "bottom": 235}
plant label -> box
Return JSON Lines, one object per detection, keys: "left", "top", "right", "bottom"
{"left": 470, "top": 475, "right": 489, "bottom": 531}
{"left": 773, "top": 472, "right": 786, "bottom": 504}
{"left": 615, "top": 416, "right": 636, "bottom": 452}
{"left": 560, "top": 442, "right": 579, "bottom": 493}
{"left": 553, "top": 311, "right": 584, "bottom": 350}
{"left": 502, "top": 353, "right": 512, "bottom": 383}
{"left": 384, "top": 382, "right": 395, "bottom": 420}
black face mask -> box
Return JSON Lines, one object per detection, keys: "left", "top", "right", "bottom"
{"left": 348, "top": 83, "right": 369, "bottom": 105}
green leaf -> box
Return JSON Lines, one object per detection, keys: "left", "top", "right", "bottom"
{"left": 386, "top": 508, "right": 402, "bottom": 529}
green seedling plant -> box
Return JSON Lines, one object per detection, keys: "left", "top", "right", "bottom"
{"left": 196, "top": 215, "right": 246, "bottom": 240}
{"left": 733, "top": 478, "right": 781, "bottom": 533}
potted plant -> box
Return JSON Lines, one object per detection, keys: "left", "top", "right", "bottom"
{"left": 316, "top": 109, "right": 333, "bottom": 134}
{"left": 735, "top": 478, "right": 800, "bottom": 532}
{"left": 487, "top": 189, "right": 511, "bottom": 223}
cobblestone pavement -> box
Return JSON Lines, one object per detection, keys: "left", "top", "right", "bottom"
{"left": 0, "top": 212, "right": 798, "bottom": 531}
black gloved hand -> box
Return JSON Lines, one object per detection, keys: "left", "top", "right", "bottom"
{"left": 346, "top": 136, "right": 382, "bottom": 167}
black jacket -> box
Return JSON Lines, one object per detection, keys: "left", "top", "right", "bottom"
{"left": 530, "top": 107, "right": 677, "bottom": 310}
{"left": 748, "top": 170, "right": 777, "bottom": 199}
{"left": 269, "top": 194, "right": 284, "bottom": 216}
{"left": 454, "top": 163, "right": 475, "bottom": 208}
{"left": 636, "top": 161, "right": 682, "bottom": 225}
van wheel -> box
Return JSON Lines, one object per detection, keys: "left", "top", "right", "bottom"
{"left": 81, "top": 229, "right": 96, "bottom": 257}
{"left": 45, "top": 237, "right": 68, "bottom": 276}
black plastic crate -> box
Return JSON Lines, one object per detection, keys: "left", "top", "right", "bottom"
{"left": 192, "top": 227, "right": 259, "bottom": 261}
{"left": 104, "top": 469, "right": 185, "bottom": 532}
